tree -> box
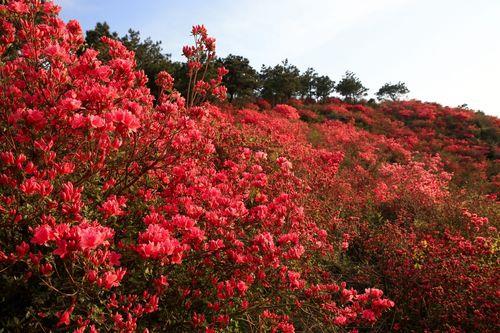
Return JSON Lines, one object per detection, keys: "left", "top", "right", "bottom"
{"left": 335, "top": 71, "right": 368, "bottom": 103}
{"left": 299, "top": 67, "right": 318, "bottom": 100}
{"left": 313, "top": 75, "right": 335, "bottom": 102}
{"left": 376, "top": 81, "right": 409, "bottom": 101}
{"left": 84, "top": 22, "right": 118, "bottom": 48}
{"left": 219, "top": 54, "right": 259, "bottom": 103}
{"left": 259, "top": 59, "right": 301, "bottom": 105}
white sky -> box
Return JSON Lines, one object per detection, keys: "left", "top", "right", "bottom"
{"left": 57, "top": 0, "right": 500, "bottom": 115}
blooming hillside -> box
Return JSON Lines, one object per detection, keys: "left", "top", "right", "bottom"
{"left": 0, "top": 1, "right": 498, "bottom": 332}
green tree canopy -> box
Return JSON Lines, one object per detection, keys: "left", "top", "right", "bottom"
{"left": 219, "top": 54, "right": 259, "bottom": 103}
{"left": 335, "top": 71, "right": 368, "bottom": 103}
{"left": 313, "top": 75, "right": 335, "bottom": 102}
{"left": 259, "top": 59, "right": 301, "bottom": 105}
{"left": 376, "top": 81, "right": 410, "bottom": 101}
{"left": 85, "top": 22, "right": 118, "bottom": 47}
{"left": 299, "top": 68, "right": 318, "bottom": 100}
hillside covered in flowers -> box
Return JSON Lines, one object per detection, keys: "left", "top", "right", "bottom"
{"left": 0, "top": 1, "right": 498, "bottom": 332}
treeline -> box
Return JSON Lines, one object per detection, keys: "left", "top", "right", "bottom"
{"left": 85, "top": 22, "right": 409, "bottom": 105}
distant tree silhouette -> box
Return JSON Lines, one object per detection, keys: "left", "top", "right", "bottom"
{"left": 299, "top": 68, "right": 318, "bottom": 100}
{"left": 85, "top": 22, "right": 118, "bottom": 48}
{"left": 313, "top": 75, "right": 335, "bottom": 102}
{"left": 260, "top": 59, "right": 301, "bottom": 105}
{"left": 376, "top": 81, "right": 409, "bottom": 101}
{"left": 219, "top": 55, "right": 259, "bottom": 103}
{"left": 335, "top": 71, "right": 368, "bottom": 103}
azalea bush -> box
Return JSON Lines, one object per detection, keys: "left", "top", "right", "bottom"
{"left": 227, "top": 98, "right": 498, "bottom": 332}
{"left": 0, "top": 1, "right": 394, "bottom": 332}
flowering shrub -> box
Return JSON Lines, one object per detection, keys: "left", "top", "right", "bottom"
{"left": 0, "top": 1, "right": 395, "bottom": 332}
{"left": 181, "top": 24, "right": 228, "bottom": 107}
{"left": 297, "top": 108, "right": 320, "bottom": 122}
{"left": 273, "top": 104, "right": 300, "bottom": 120}
{"left": 230, "top": 92, "right": 498, "bottom": 333}
{"left": 355, "top": 210, "right": 498, "bottom": 332}
{"left": 373, "top": 157, "right": 452, "bottom": 209}
{"left": 256, "top": 98, "right": 272, "bottom": 110}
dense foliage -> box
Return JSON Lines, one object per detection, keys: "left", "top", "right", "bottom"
{"left": 0, "top": 1, "right": 498, "bottom": 332}
{"left": 376, "top": 82, "right": 409, "bottom": 101}
{"left": 334, "top": 71, "right": 369, "bottom": 103}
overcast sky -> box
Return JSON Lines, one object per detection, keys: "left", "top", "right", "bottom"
{"left": 56, "top": 0, "right": 500, "bottom": 116}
